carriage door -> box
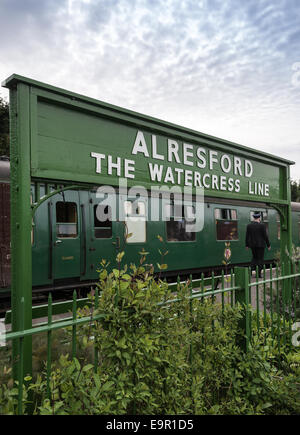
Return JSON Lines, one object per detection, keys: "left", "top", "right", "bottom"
{"left": 52, "top": 191, "right": 81, "bottom": 280}
{"left": 88, "top": 192, "right": 120, "bottom": 275}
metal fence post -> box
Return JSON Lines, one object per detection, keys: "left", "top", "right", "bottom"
{"left": 9, "top": 83, "right": 33, "bottom": 386}
{"left": 234, "top": 267, "right": 250, "bottom": 352}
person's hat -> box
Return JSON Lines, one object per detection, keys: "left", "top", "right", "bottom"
{"left": 253, "top": 211, "right": 261, "bottom": 219}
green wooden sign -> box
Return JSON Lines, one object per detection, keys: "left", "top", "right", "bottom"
{"left": 3, "top": 74, "right": 293, "bottom": 204}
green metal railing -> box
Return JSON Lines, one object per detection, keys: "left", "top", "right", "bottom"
{"left": 1, "top": 262, "right": 299, "bottom": 414}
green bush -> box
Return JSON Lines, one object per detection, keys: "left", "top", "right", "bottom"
{"left": 1, "top": 250, "right": 299, "bottom": 414}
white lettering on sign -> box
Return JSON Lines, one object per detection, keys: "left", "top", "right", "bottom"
{"left": 91, "top": 152, "right": 105, "bottom": 173}
{"left": 131, "top": 130, "right": 149, "bottom": 157}
{"left": 152, "top": 135, "right": 164, "bottom": 160}
{"left": 90, "top": 130, "right": 271, "bottom": 197}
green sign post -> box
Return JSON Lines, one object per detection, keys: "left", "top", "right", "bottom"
{"left": 2, "top": 74, "right": 294, "bottom": 382}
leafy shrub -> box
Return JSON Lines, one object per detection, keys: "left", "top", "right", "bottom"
{"left": 0, "top": 249, "right": 299, "bottom": 414}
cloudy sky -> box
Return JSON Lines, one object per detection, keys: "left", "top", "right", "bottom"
{"left": 0, "top": 0, "right": 299, "bottom": 179}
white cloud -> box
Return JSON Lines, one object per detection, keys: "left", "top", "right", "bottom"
{"left": 0, "top": 0, "right": 299, "bottom": 179}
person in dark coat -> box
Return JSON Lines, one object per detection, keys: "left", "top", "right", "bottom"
{"left": 245, "top": 211, "right": 271, "bottom": 277}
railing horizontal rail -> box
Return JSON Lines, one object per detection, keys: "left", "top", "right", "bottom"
{"left": 3, "top": 313, "right": 106, "bottom": 342}
{"left": 158, "top": 285, "right": 240, "bottom": 306}
{"left": 248, "top": 272, "right": 300, "bottom": 287}
{"left": 5, "top": 297, "right": 91, "bottom": 324}
{"left": 4, "top": 274, "right": 232, "bottom": 324}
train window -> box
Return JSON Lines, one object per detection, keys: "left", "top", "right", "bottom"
{"left": 56, "top": 202, "right": 78, "bottom": 238}
{"left": 215, "top": 208, "right": 238, "bottom": 241}
{"left": 250, "top": 210, "right": 268, "bottom": 222}
{"left": 94, "top": 205, "right": 112, "bottom": 238}
{"left": 124, "top": 200, "right": 146, "bottom": 243}
{"left": 215, "top": 208, "right": 237, "bottom": 220}
{"left": 166, "top": 204, "right": 196, "bottom": 242}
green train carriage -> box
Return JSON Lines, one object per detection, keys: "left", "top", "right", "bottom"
{"left": 30, "top": 187, "right": 300, "bottom": 287}
{"left": 1, "top": 158, "right": 299, "bottom": 301}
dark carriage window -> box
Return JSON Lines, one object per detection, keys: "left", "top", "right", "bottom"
{"left": 166, "top": 203, "right": 196, "bottom": 242}
{"left": 215, "top": 208, "right": 238, "bottom": 241}
{"left": 94, "top": 204, "right": 112, "bottom": 239}
{"left": 56, "top": 202, "right": 78, "bottom": 238}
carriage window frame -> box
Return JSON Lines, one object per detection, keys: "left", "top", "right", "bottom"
{"left": 165, "top": 203, "right": 196, "bottom": 243}
{"left": 93, "top": 204, "right": 112, "bottom": 239}
{"left": 56, "top": 201, "right": 78, "bottom": 239}
{"left": 214, "top": 208, "right": 239, "bottom": 241}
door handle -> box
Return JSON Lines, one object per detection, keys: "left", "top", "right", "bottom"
{"left": 55, "top": 239, "right": 62, "bottom": 245}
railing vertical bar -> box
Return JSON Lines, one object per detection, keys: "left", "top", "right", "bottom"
{"left": 293, "top": 262, "right": 300, "bottom": 330}
{"left": 17, "top": 337, "right": 24, "bottom": 415}
{"left": 230, "top": 268, "right": 234, "bottom": 307}
{"left": 276, "top": 263, "right": 280, "bottom": 353}
{"left": 270, "top": 264, "right": 274, "bottom": 339}
{"left": 247, "top": 267, "right": 252, "bottom": 342}
{"left": 177, "top": 276, "right": 181, "bottom": 319}
{"left": 94, "top": 288, "right": 99, "bottom": 373}
{"left": 298, "top": 260, "right": 300, "bottom": 323}
{"left": 200, "top": 272, "right": 204, "bottom": 353}
{"left": 211, "top": 271, "right": 215, "bottom": 332}
{"left": 17, "top": 296, "right": 25, "bottom": 415}
{"left": 256, "top": 266, "right": 260, "bottom": 333}
{"left": 72, "top": 290, "right": 77, "bottom": 359}
{"left": 234, "top": 267, "right": 250, "bottom": 352}
{"left": 221, "top": 270, "right": 225, "bottom": 323}
{"left": 189, "top": 274, "right": 193, "bottom": 406}
{"left": 248, "top": 266, "right": 252, "bottom": 306}
{"left": 263, "top": 264, "right": 267, "bottom": 329}
{"left": 46, "top": 293, "right": 53, "bottom": 400}
{"left": 288, "top": 261, "right": 292, "bottom": 349}
{"left": 282, "top": 263, "right": 286, "bottom": 347}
